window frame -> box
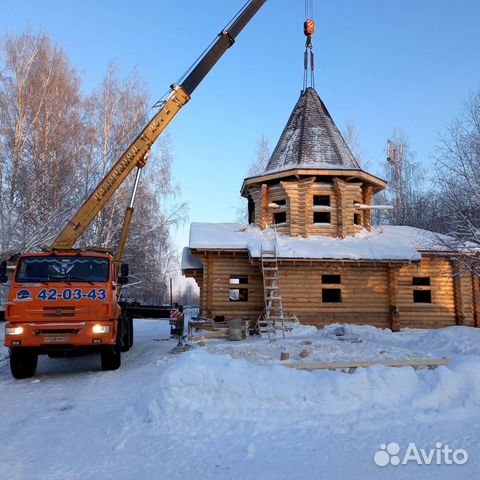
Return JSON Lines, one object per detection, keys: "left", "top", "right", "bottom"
{"left": 273, "top": 211, "right": 287, "bottom": 225}
{"left": 412, "top": 276, "right": 432, "bottom": 304}
{"left": 229, "top": 288, "right": 249, "bottom": 302}
{"left": 313, "top": 195, "right": 331, "bottom": 206}
{"left": 229, "top": 276, "right": 248, "bottom": 285}
{"left": 413, "top": 289, "right": 432, "bottom": 304}
{"left": 322, "top": 274, "right": 341, "bottom": 284}
{"left": 412, "top": 276, "right": 431, "bottom": 286}
{"left": 322, "top": 288, "right": 342, "bottom": 304}
{"left": 313, "top": 211, "right": 331, "bottom": 224}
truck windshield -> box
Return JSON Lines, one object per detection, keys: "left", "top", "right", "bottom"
{"left": 16, "top": 256, "right": 110, "bottom": 283}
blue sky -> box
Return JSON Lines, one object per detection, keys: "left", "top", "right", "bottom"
{"left": 1, "top": 0, "right": 480, "bottom": 252}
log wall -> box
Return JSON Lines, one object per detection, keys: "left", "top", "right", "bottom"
{"left": 248, "top": 178, "right": 368, "bottom": 239}
{"left": 278, "top": 262, "right": 391, "bottom": 327}
{"left": 185, "top": 252, "right": 478, "bottom": 330}
{"left": 187, "top": 252, "right": 263, "bottom": 319}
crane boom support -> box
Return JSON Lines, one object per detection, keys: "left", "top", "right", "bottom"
{"left": 52, "top": 87, "right": 190, "bottom": 249}
{"left": 182, "top": 0, "right": 267, "bottom": 95}
{"left": 52, "top": 0, "right": 267, "bottom": 249}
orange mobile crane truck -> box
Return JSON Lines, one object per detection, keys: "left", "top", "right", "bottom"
{"left": 1, "top": 0, "right": 267, "bottom": 379}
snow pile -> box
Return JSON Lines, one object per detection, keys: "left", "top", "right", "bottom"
{"left": 188, "top": 222, "right": 460, "bottom": 262}
{"left": 318, "top": 323, "right": 480, "bottom": 357}
{"left": 2, "top": 321, "right": 480, "bottom": 479}
{"left": 283, "top": 321, "right": 318, "bottom": 337}
{"left": 415, "top": 326, "right": 480, "bottom": 356}
{"left": 151, "top": 348, "right": 480, "bottom": 426}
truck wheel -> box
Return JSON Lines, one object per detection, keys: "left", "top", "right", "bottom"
{"left": 10, "top": 349, "right": 38, "bottom": 379}
{"left": 120, "top": 317, "right": 133, "bottom": 352}
{"left": 101, "top": 342, "right": 121, "bottom": 371}
{"left": 128, "top": 317, "right": 134, "bottom": 349}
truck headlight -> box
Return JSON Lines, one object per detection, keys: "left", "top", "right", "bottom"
{"left": 6, "top": 326, "right": 24, "bottom": 336}
{"left": 92, "top": 324, "right": 110, "bottom": 334}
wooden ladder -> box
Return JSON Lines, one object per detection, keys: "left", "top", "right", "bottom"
{"left": 258, "top": 247, "right": 286, "bottom": 338}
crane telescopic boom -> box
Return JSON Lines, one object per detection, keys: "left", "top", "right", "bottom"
{"left": 53, "top": 0, "right": 267, "bottom": 249}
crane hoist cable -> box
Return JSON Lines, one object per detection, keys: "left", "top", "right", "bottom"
{"left": 303, "top": 0, "right": 316, "bottom": 91}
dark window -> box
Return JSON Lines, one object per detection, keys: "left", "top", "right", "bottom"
{"left": 248, "top": 196, "right": 255, "bottom": 224}
{"left": 354, "top": 213, "right": 362, "bottom": 225}
{"left": 322, "top": 274, "right": 341, "bottom": 284}
{"left": 230, "top": 276, "right": 248, "bottom": 285}
{"left": 16, "top": 255, "right": 110, "bottom": 283}
{"left": 313, "top": 212, "right": 331, "bottom": 223}
{"left": 313, "top": 195, "right": 330, "bottom": 206}
{"left": 229, "top": 288, "right": 248, "bottom": 302}
{"left": 322, "top": 288, "right": 342, "bottom": 303}
{"left": 412, "top": 277, "right": 430, "bottom": 286}
{"left": 275, "top": 199, "right": 286, "bottom": 206}
{"left": 413, "top": 290, "right": 432, "bottom": 303}
{"left": 274, "top": 211, "right": 287, "bottom": 224}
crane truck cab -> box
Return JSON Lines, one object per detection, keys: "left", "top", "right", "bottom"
{"left": 4, "top": 249, "right": 133, "bottom": 378}
{"left": 2, "top": 0, "right": 266, "bottom": 379}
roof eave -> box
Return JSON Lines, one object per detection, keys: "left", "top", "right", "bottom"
{"left": 189, "top": 247, "right": 419, "bottom": 263}
{"left": 240, "top": 167, "right": 387, "bottom": 196}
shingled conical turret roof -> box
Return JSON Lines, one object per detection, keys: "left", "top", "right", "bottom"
{"left": 265, "top": 87, "right": 360, "bottom": 173}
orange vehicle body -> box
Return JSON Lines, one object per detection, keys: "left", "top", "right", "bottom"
{"left": 4, "top": 251, "right": 121, "bottom": 351}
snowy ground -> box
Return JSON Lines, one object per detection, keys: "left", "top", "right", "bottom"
{"left": 1, "top": 319, "right": 480, "bottom": 479}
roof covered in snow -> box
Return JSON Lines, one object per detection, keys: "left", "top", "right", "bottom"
{"left": 181, "top": 247, "right": 203, "bottom": 270}
{"left": 184, "top": 223, "right": 464, "bottom": 267}
{"left": 265, "top": 88, "right": 360, "bottom": 173}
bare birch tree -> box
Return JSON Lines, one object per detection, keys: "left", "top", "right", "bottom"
{"left": 433, "top": 88, "right": 480, "bottom": 272}
{"left": 373, "top": 130, "right": 432, "bottom": 228}
{"left": 0, "top": 32, "right": 84, "bottom": 251}
{"left": 0, "top": 32, "right": 187, "bottom": 303}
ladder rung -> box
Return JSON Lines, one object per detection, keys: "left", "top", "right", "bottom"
{"left": 260, "top": 251, "right": 286, "bottom": 337}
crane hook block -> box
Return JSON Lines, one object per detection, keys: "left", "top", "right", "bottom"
{"left": 304, "top": 19, "right": 315, "bottom": 36}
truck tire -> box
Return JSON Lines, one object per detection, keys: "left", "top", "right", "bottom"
{"left": 128, "top": 317, "right": 134, "bottom": 349}
{"left": 10, "top": 349, "right": 38, "bottom": 379}
{"left": 120, "top": 317, "right": 133, "bottom": 352}
{"left": 101, "top": 342, "right": 121, "bottom": 371}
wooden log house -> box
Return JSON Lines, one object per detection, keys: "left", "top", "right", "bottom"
{"left": 182, "top": 87, "right": 479, "bottom": 330}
